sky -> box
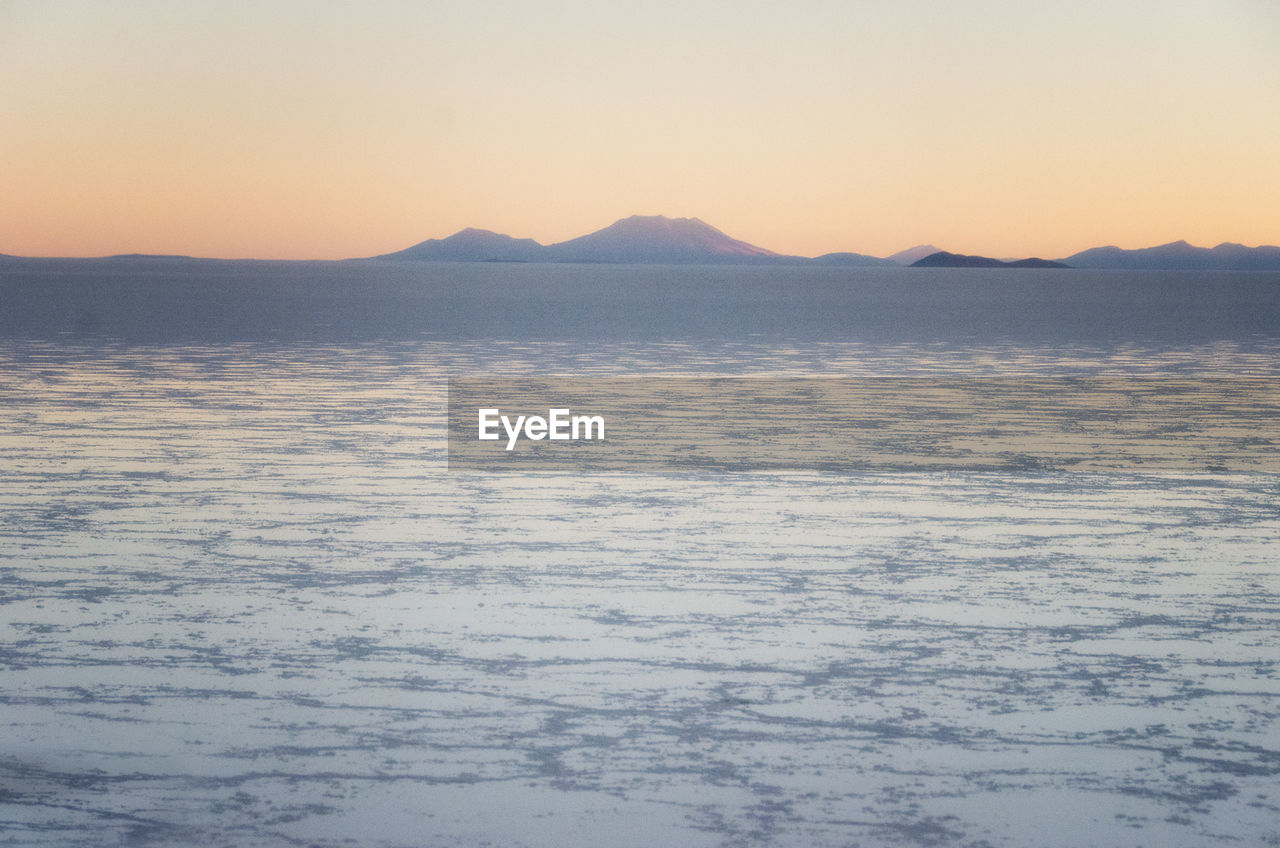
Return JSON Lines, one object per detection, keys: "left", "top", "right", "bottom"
{"left": 2, "top": 0, "right": 1278, "bottom": 260}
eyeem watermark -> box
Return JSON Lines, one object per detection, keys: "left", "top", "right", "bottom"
{"left": 448, "top": 376, "right": 1280, "bottom": 473}
{"left": 478, "top": 408, "right": 604, "bottom": 451}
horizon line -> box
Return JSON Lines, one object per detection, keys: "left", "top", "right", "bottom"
{"left": 3, "top": 214, "right": 1279, "bottom": 263}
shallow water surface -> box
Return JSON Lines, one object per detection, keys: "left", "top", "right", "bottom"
{"left": 1, "top": 338, "right": 1278, "bottom": 847}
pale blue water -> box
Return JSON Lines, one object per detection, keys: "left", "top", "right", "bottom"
{"left": 1, "top": 263, "right": 1278, "bottom": 846}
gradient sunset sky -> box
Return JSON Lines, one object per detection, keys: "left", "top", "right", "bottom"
{"left": 3, "top": 0, "right": 1278, "bottom": 260}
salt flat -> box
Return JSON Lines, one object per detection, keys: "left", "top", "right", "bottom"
{"left": 2, "top": 335, "right": 1277, "bottom": 846}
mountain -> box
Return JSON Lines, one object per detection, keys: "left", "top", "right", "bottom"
{"left": 1206, "top": 242, "right": 1280, "bottom": 270}
{"left": 1064, "top": 240, "right": 1280, "bottom": 270}
{"left": 372, "top": 216, "right": 791, "bottom": 264}
{"left": 810, "top": 252, "right": 894, "bottom": 267}
{"left": 544, "top": 215, "right": 783, "bottom": 264}
{"left": 1003, "top": 257, "right": 1072, "bottom": 269}
{"left": 109, "top": 253, "right": 199, "bottom": 261}
{"left": 887, "top": 244, "right": 942, "bottom": 266}
{"left": 370, "top": 221, "right": 1280, "bottom": 269}
{"left": 913, "top": 251, "right": 1004, "bottom": 268}
{"left": 375, "top": 227, "right": 545, "bottom": 262}
{"left": 912, "top": 251, "right": 1069, "bottom": 269}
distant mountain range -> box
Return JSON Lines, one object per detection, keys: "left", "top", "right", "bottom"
{"left": 886, "top": 244, "right": 942, "bottom": 266}
{"left": 375, "top": 228, "right": 545, "bottom": 263}
{"left": 911, "top": 251, "right": 1070, "bottom": 269}
{"left": 376, "top": 216, "right": 895, "bottom": 266}
{"left": 3, "top": 218, "right": 1278, "bottom": 269}
{"left": 377, "top": 215, "right": 829, "bottom": 265}
{"left": 371, "top": 217, "right": 1280, "bottom": 270}
{"left": 1062, "top": 240, "right": 1280, "bottom": 271}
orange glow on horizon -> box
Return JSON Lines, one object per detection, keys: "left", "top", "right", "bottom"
{"left": 2, "top": 2, "right": 1277, "bottom": 261}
